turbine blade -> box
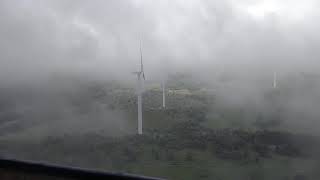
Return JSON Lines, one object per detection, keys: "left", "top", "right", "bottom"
{"left": 139, "top": 38, "right": 145, "bottom": 80}
{"left": 140, "top": 39, "right": 144, "bottom": 73}
{"left": 140, "top": 39, "right": 143, "bottom": 72}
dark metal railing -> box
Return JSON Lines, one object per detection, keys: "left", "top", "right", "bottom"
{"left": 0, "top": 158, "right": 164, "bottom": 180}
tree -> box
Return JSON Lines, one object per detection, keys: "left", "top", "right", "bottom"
{"left": 185, "top": 152, "right": 194, "bottom": 161}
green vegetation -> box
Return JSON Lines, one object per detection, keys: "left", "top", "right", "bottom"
{"left": 1, "top": 75, "right": 320, "bottom": 179}
{"left": 2, "top": 122, "right": 319, "bottom": 180}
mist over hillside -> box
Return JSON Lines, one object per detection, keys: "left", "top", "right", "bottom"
{"left": 1, "top": 71, "right": 320, "bottom": 139}
{"left": 1, "top": 0, "right": 320, "bottom": 179}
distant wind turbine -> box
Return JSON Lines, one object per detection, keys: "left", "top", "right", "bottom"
{"left": 162, "top": 79, "right": 166, "bottom": 109}
{"left": 273, "top": 71, "right": 277, "bottom": 88}
{"left": 132, "top": 40, "right": 145, "bottom": 135}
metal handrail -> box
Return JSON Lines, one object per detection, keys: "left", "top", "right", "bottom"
{"left": 0, "top": 158, "right": 164, "bottom": 180}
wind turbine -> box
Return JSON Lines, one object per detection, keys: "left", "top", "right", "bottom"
{"left": 133, "top": 40, "right": 145, "bottom": 135}
{"left": 273, "top": 71, "right": 277, "bottom": 88}
{"left": 162, "top": 79, "right": 166, "bottom": 109}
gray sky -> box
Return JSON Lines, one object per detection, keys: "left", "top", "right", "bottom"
{"left": 0, "top": 0, "right": 319, "bottom": 82}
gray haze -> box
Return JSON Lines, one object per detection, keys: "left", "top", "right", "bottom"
{"left": 1, "top": 0, "right": 320, "bottom": 138}
{"left": 1, "top": 0, "right": 320, "bottom": 82}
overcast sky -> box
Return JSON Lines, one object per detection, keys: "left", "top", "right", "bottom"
{"left": 0, "top": 0, "right": 319, "bottom": 83}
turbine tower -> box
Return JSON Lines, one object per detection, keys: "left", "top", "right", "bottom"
{"left": 133, "top": 40, "right": 145, "bottom": 135}
{"left": 162, "top": 79, "right": 166, "bottom": 109}
{"left": 273, "top": 71, "right": 277, "bottom": 88}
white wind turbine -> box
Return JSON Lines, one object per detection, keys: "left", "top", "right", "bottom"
{"left": 273, "top": 71, "right": 277, "bottom": 88}
{"left": 132, "top": 40, "right": 145, "bottom": 135}
{"left": 162, "top": 78, "right": 166, "bottom": 109}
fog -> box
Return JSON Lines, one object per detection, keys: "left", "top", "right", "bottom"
{"left": 2, "top": 2, "right": 320, "bottom": 179}
{"left": 1, "top": 0, "right": 320, "bottom": 82}
{"left": 1, "top": 0, "right": 320, "bottom": 137}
